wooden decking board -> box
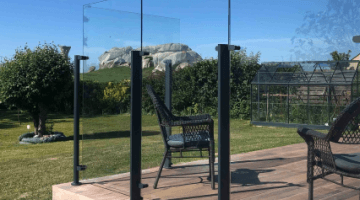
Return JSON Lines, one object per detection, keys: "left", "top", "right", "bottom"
{"left": 321, "top": 187, "right": 359, "bottom": 200}
{"left": 53, "top": 142, "right": 360, "bottom": 200}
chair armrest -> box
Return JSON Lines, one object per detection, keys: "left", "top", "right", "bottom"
{"left": 298, "top": 127, "right": 337, "bottom": 171}
{"left": 297, "top": 127, "right": 328, "bottom": 140}
{"left": 175, "top": 114, "right": 212, "bottom": 121}
{"left": 170, "top": 114, "right": 212, "bottom": 126}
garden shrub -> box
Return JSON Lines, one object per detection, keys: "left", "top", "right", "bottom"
{"left": 82, "top": 80, "right": 107, "bottom": 116}
{"left": 102, "top": 79, "right": 131, "bottom": 114}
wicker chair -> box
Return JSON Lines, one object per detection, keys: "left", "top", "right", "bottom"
{"left": 298, "top": 97, "right": 360, "bottom": 200}
{"left": 146, "top": 85, "right": 215, "bottom": 190}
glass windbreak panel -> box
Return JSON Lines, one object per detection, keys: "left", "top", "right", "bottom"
{"left": 241, "top": 0, "right": 360, "bottom": 129}
{"left": 81, "top": 4, "right": 140, "bottom": 180}
{"left": 82, "top": 3, "right": 180, "bottom": 180}
{"left": 141, "top": 13, "right": 181, "bottom": 170}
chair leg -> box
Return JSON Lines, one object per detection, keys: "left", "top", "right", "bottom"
{"left": 208, "top": 147, "right": 211, "bottom": 179}
{"left": 309, "top": 179, "right": 313, "bottom": 200}
{"left": 308, "top": 142, "right": 314, "bottom": 200}
{"left": 153, "top": 151, "right": 168, "bottom": 189}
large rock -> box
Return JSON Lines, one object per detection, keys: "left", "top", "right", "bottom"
{"left": 152, "top": 50, "right": 202, "bottom": 72}
{"left": 98, "top": 43, "right": 202, "bottom": 71}
{"left": 88, "top": 66, "right": 96, "bottom": 72}
{"left": 58, "top": 45, "right": 71, "bottom": 60}
{"left": 142, "top": 56, "right": 154, "bottom": 68}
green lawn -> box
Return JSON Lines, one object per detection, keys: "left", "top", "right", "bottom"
{"left": 78, "top": 66, "right": 155, "bottom": 83}
{"left": 0, "top": 109, "right": 305, "bottom": 200}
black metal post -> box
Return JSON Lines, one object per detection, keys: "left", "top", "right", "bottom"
{"left": 218, "top": 44, "right": 231, "bottom": 200}
{"left": 357, "top": 68, "right": 359, "bottom": 98}
{"left": 257, "top": 79, "right": 260, "bottom": 116}
{"left": 307, "top": 85, "right": 310, "bottom": 124}
{"left": 250, "top": 85, "right": 252, "bottom": 121}
{"left": 164, "top": 60, "right": 172, "bottom": 169}
{"left": 72, "top": 55, "right": 88, "bottom": 186}
{"left": 328, "top": 85, "right": 331, "bottom": 125}
{"left": 266, "top": 85, "right": 269, "bottom": 122}
{"left": 287, "top": 85, "right": 290, "bottom": 124}
{"left": 130, "top": 51, "right": 149, "bottom": 200}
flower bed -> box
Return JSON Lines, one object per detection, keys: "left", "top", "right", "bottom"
{"left": 18, "top": 132, "right": 67, "bottom": 144}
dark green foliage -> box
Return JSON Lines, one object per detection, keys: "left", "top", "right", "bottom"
{"left": 141, "top": 49, "right": 261, "bottom": 118}
{"left": 0, "top": 42, "right": 73, "bottom": 113}
{"left": 1, "top": 46, "right": 260, "bottom": 118}
{"left": 330, "top": 50, "right": 352, "bottom": 61}
{"left": 142, "top": 71, "right": 166, "bottom": 115}
{"left": 82, "top": 81, "right": 108, "bottom": 116}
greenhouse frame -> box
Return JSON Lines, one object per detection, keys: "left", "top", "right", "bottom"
{"left": 250, "top": 60, "right": 360, "bottom": 129}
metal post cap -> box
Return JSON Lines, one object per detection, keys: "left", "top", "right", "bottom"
{"left": 215, "top": 45, "right": 241, "bottom": 51}
{"left": 353, "top": 36, "right": 360, "bottom": 43}
{"left": 140, "top": 51, "right": 150, "bottom": 56}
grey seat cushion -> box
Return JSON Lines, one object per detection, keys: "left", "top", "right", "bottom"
{"left": 333, "top": 153, "right": 360, "bottom": 174}
{"left": 167, "top": 132, "right": 210, "bottom": 148}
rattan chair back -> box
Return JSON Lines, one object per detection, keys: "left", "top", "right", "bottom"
{"left": 328, "top": 97, "right": 360, "bottom": 143}
{"left": 146, "top": 85, "right": 174, "bottom": 148}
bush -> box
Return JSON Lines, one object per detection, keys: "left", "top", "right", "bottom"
{"left": 102, "top": 79, "right": 131, "bottom": 114}
{"left": 82, "top": 80, "right": 107, "bottom": 116}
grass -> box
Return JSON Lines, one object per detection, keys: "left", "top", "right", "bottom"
{"left": 78, "top": 66, "right": 155, "bottom": 83}
{"left": 0, "top": 108, "right": 306, "bottom": 200}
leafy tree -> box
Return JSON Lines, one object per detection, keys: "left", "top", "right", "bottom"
{"left": 0, "top": 42, "right": 73, "bottom": 136}
{"left": 330, "top": 50, "right": 352, "bottom": 61}
{"left": 291, "top": 0, "right": 360, "bottom": 61}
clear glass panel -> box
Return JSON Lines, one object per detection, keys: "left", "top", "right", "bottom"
{"left": 81, "top": 1, "right": 180, "bottom": 180}
{"left": 243, "top": 0, "right": 360, "bottom": 128}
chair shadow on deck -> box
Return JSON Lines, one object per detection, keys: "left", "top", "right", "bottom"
{"left": 87, "top": 156, "right": 306, "bottom": 199}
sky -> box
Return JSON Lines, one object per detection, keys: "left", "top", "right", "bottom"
{"left": 1, "top": 0, "right": 359, "bottom": 72}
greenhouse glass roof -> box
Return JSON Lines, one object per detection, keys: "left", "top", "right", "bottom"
{"left": 251, "top": 61, "right": 360, "bottom": 85}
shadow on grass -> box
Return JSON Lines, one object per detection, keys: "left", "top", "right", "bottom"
{"left": 0, "top": 122, "right": 19, "bottom": 129}
{"left": 66, "top": 130, "right": 160, "bottom": 141}
{"left": 0, "top": 109, "right": 74, "bottom": 128}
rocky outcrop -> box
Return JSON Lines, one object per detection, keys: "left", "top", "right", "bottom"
{"left": 98, "top": 43, "right": 203, "bottom": 72}
{"left": 58, "top": 45, "right": 71, "bottom": 60}
{"left": 88, "top": 66, "right": 96, "bottom": 72}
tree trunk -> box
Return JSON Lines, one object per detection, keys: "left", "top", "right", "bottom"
{"left": 38, "top": 103, "right": 48, "bottom": 137}
{"left": 33, "top": 113, "right": 39, "bottom": 136}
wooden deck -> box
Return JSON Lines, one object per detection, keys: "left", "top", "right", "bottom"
{"left": 53, "top": 142, "right": 360, "bottom": 200}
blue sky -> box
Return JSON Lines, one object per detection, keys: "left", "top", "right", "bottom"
{"left": 1, "top": 0, "right": 359, "bottom": 72}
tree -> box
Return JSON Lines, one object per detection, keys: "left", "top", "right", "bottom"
{"left": 291, "top": 0, "right": 360, "bottom": 61}
{"left": 330, "top": 50, "right": 352, "bottom": 61}
{"left": 0, "top": 42, "right": 73, "bottom": 137}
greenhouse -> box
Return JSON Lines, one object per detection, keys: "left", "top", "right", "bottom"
{"left": 251, "top": 60, "right": 360, "bottom": 129}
